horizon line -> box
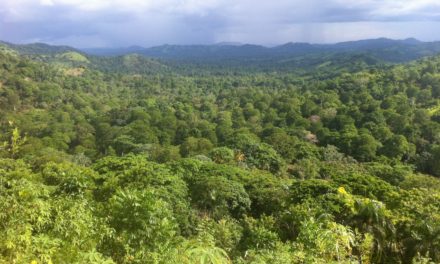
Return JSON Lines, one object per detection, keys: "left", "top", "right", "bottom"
{"left": 2, "top": 37, "right": 439, "bottom": 50}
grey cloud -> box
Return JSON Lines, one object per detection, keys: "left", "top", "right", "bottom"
{"left": 1, "top": 0, "right": 440, "bottom": 47}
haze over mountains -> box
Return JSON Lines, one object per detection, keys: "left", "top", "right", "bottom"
{"left": 1, "top": 38, "right": 439, "bottom": 60}
{"left": 3, "top": 37, "right": 440, "bottom": 75}
{"left": 82, "top": 38, "right": 440, "bottom": 63}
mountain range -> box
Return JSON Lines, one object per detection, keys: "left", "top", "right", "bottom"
{"left": 3, "top": 38, "right": 440, "bottom": 74}
{"left": 80, "top": 38, "right": 440, "bottom": 62}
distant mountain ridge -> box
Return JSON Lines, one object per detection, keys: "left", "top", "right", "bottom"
{"left": 3, "top": 38, "right": 439, "bottom": 61}
{"left": 3, "top": 38, "right": 440, "bottom": 74}
{"left": 0, "top": 40, "right": 170, "bottom": 75}
{"left": 0, "top": 40, "right": 79, "bottom": 55}
{"left": 78, "top": 38, "right": 440, "bottom": 63}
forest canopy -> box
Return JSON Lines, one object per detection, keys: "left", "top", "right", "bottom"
{"left": 1, "top": 42, "right": 440, "bottom": 263}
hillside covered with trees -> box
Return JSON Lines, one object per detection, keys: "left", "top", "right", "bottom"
{"left": 1, "top": 42, "right": 440, "bottom": 263}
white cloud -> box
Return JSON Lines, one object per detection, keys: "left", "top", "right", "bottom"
{"left": 4, "top": 0, "right": 222, "bottom": 13}
{"left": 334, "top": 0, "right": 440, "bottom": 18}
{"left": 40, "top": 0, "right": 54, "bottom": 6}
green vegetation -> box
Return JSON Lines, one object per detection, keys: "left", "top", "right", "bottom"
{"left": 1, "top": 42, "right": 440, "bottom": 263}
{"left": 57, "top": 52, "right": 90, "bottom": 63}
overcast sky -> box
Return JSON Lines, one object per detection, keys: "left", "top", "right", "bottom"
{"left": 1, "top": 0, "right": 440, "bottom": 48}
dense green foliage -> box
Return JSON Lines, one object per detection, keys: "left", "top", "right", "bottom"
{"left": 1, "top": 42, "right": 440, "bottom": 263}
